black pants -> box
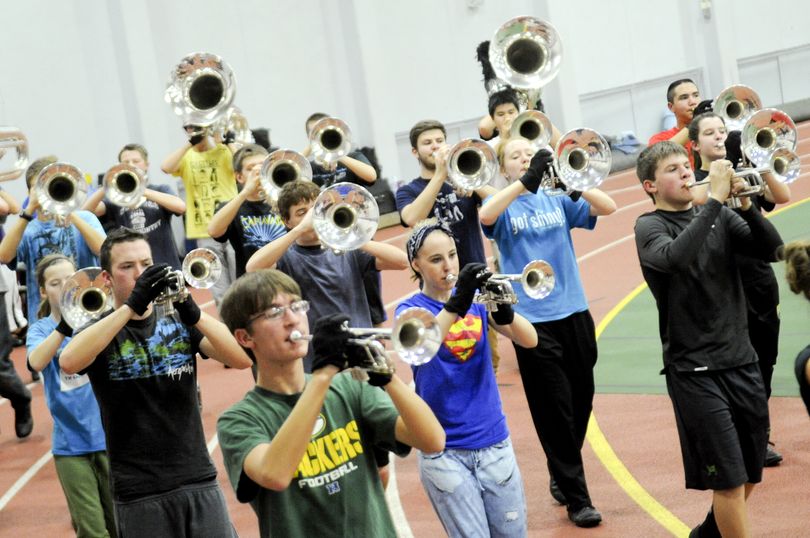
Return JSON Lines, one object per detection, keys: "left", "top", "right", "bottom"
{"left": 513, "top": 310, "right": 597, "bottom": 511}
{"left": 745, "top": 279, "right": 780, "bottom": 399}
{"left": 0, "top": 291, "right": 30, "bottom": 412}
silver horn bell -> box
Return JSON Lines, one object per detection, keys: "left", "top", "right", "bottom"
{"left": 104, "top": 163, "right": 147, "bottom": 209}
{"left": 312, "top": 182, "right": 379, "bottom": 253}
{"left": 309, "top": 117, "right": 352, "bottom": 168}
{"left": 446, "top": 139, "right": 498, "bottom": 191}
{"left": 59, "top": 267, "right": 114, "bottom": 329}
{"left": 489, "top": 16, "right": 563, "bottom": 90}
{"left": 259, "top": 149, "right": 313, "bottom": 202}
{"left": 36, "top": 162, "right": 88, "bottom": 220}
{"left": 0, "top": 127, "right": 29, "bottom": 182}
{"left": 164, "top": 52, "right": 236, "bottom": 127}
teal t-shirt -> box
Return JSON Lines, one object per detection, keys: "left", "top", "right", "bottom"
{"left": 217, "top": 372, "right": 409, "bottom": 538}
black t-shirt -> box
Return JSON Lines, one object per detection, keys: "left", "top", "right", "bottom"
{"left": 310, "top": 150, "right": 373, "bottom": 189}
{"left": 105, "top": 184, "right": 182, "bottom": 270}
{"left": 212, "top": 199, "right": 286, "bottom": 277}
{"left": 693, "top": 168, "right": 777, "bottom": 287}
{"left": 83, "top": 311, "right": 215, "bottom": 501}
{"left": 634, "top": 200, "right": 783, "bottom": 372}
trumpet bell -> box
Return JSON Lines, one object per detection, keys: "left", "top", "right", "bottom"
{"left": 446, "top": 139, "right": 498, "bottom": 191}
{"left": 553, "top": 128, "right": 611, "bottom": 191}
{"left": 489, "top": 16, "right": 563, "bottom": 89}
{"left": 59, "top": 267, "right": 113, "bottom": 329}
{"left": 309, "top": 117, "right": 352, "bottom": 166}
{"left": 104, "top": 163, "right": 146, "bottom": 208}
{"left": 392, "top": 307, "right": 442, "bottom": 366}
{"left": 313, "top": 182, "right": 379, "bottom": 252}
{"left": 521, "top": 260, "right": 555, "bottom": 299}
{"left": 36, "top": 162, "right": 88, "bottom": 217}
{"left": 767, "top": 147, "right": 801, "bottom": 184}
{"left": 182, "top": 248, "right": 222, "bottom": 289}
{"left": 213, "top": 106, "right": 254, "bottom": 144}
{"left": 164, "top": 52, "right": 236, "bottom": 126}
{"left": 259, "top": 149, "right": 313, "bottom": 202}
{"left": 741, "top": 108, "right": 797, "bottom": 168}
{"left": 715, "top": 85, "right": 761, "bottom": 131}
{"left": 0, "top": 127, "right": 29, "bottom": 182}
{"left": 509, "top": 110, "right": 552, "bottom": 150}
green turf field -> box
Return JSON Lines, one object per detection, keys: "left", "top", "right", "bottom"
{"left": 595, "top": 200, "right": 810, "bottom": 396}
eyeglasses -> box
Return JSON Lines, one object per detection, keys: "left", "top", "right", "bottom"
{"left": 248, "top": 300, "right": 310, "bottom": 324}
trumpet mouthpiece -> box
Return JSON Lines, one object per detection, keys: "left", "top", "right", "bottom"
{"left": 445, "top": 274, "right": 457, "bottom": 282}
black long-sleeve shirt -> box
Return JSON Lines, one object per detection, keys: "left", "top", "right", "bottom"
{"left": 634, "top": 199, "right": 783, "bottom": 372}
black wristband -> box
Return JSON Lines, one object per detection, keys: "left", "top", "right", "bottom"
{"left": 367, "top": 371, "right": 392, "bottom": 387}
{"left": 19, "top": 210, "right": 33, "bottom": 222}
{"left": 490, "top": 303, "right": 515, "bottom": 326}
{"left": 55, "top": 317, "right": 73, "bottom": 337}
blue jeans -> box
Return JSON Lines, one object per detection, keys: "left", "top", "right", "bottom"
{"left": 418, "top": 438, "right": 527, "bottom": 538}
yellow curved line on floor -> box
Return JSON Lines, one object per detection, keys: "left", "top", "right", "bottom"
{"left": 585, "top": 195, "right": 810, "bottom": 537}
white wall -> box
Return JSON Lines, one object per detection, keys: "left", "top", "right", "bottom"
{"left": 1, "top": 0, "right": 808, "bottom": 205}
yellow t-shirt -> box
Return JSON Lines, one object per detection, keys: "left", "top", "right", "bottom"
{"left": 174, "top": 143, "right": 238, "bottom": 239}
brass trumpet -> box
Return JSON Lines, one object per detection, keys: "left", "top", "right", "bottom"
{"left": 489, "top": 16, "right": 563, "bottom": 90}
{"left": 104, "top": 163, "right": 146, "bottom": 209}
{"left": 312, "top": 182, "right": 379, "bottom": 253}
{"left": 35, "top": 162, "right": 88, "bottom": 222}
{"left": 309, "top": 117, "right": 352, "bottom": 168}
{"left": 154, "top": 248, "right": 222, "bottom": 315}
{"left": 540, "top": 128, "right": 612, "bottom": 195}
{"left": 290, "top": 306, "right": 442, "bottom": 368}
{"left": 259, "top": 149, "right": 313, "bottom": 202}
{"left": 509, "top": 110, "right": 553, "bottom": 150}
{"left": 164, "top": 52, "right": 236, "bottom": 127}
{"left": 0, "top": 127, "right": 28, "bottom": 182}
{"left": 445, "top": 139, "right": 498, "bottom": 191}
{"left": 448, "top": 260, "right": 555, "bottom": 311}
{"left": 714, "top": 85, "right": 762, "bottom": 131}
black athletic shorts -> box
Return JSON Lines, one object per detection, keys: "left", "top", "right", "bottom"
{"left": 665, "top": 362, "right": 768, "bottom": 490}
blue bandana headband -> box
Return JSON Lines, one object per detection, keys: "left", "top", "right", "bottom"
{"left": 406, "top": 222, "right": 455, "bottom": 263}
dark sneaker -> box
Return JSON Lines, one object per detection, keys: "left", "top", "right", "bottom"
{"left": 549, "top": 477, "right": 567, "bottom": 505}
{"left": 15, "top": 402, "right": 33, "bottom": 438}
{"left": 764, "top": 444, "right": 783, "bottom": 467}
{"left": 568, "top": 505, "right": 602, "bottom": 528}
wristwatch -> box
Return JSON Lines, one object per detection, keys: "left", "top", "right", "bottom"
{"left": 19, "top": 210, "right": 33, "bottom": 222}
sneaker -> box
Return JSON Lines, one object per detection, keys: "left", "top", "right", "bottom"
{"left": 549, "top": 477, "right": 567, "bottom": 505}
{"left": 764, "top": 443, "right": 783, "bottom": 467}
{"left": 689, "top": 509, "right": 720, "bottom": 538}
{"left": 568, "top": 505, "right": 602, "bottom": 528}
{"left": 14, "top": 402, "right": 33, "bottom": 438}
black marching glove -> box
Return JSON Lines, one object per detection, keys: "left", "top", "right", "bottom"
{"left": 311, "top": 314, "right": 353, "bottom": 372}
{"left": 188, "top": 132, "right": 205, "bottom": 146}
{"left": 694, "top": 99, "right": 714, "bottom": 117}
{"left": 55, "top": 317, "right": 74, "bottom": 337}
{"left": 490, "top": 303, "right": 515, "bottom": 326}
{"left": 724, "top": 130, "right": 743, "bottom": 168}
{"left": 568, "top": 190, "right": 582, "bottom": 202}
{"left": 125, "top": 263, "right": 171, "bottom": 316}
{"left": 222, "top": 130, "right": 236, "bottom": 145}
{"left": 174, "top": 294, "right": 201, "bottom": 326}
{"left": 444, "top": 262, "right": 491, "bottom": 317}
{"left": 367, "top": 370, "right": 393, "bottom": 387}
{"left": 519, "top": 149, "right": 553, "bottom": 194}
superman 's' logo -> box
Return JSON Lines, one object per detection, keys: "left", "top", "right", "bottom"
{"left": 443, "top": 313, "right": 482, "bottom": 362}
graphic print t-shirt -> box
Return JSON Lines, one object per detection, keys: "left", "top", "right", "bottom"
{"left": 83, "top": 311, "right": 215, "bottom": 500}
{"left": 213, "top": 199, "right": 286, "bottom": 277}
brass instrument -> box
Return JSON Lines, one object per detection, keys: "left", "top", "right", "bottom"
{"left": 59, "top": 267, "right": 113, "bottom": 329}
{"left": 154, "top": 248, "right": 222, "bottom": 315}
{"left": 445, "top": 139, "right": 498, "bottom": 191}
{"left": 290, "top": 306, "right": 442, "bottom": 368}
{"left": 103, "top": 163, "right": 146, "bottom": 209}
{"left": 540, "top": 128, "right": 611, "bottom": 195}
{"left": 714, "top": 85, "right": 762, "bottom": 131}
{"left": 448, "top": 260, "right": 555, "bottom": 310}
{"left": 35, "top": 162, "right": 88, "bottom": 222}
{"left": 0, "top": 127, "right": 28, "bottom": 182}
{"left": 312, "top": 182, "right": 379, "bottom": 253}
{"left": 164, "top": 52, "right": 236, "bottom": 127}
{"left": 309, "top": 117, "right": 352, "bottom": 168}
{"left": 259, "top": 149, "right": 313, "bottom": 202}
{"left": 489, "top": 16, "right": 563, "bottom": 90}
{"left": 509, "top": 110, "right": 553, "bottom": 150}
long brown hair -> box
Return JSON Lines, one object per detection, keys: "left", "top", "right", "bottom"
{"left": 34, "top": 254, "right": 75, "bottom": 319}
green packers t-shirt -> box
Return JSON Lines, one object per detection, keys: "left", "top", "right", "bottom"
{"left": 217, "top": 372, "right": 409, "bottom": 538}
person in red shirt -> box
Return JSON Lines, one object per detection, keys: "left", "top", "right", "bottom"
{"left": 649, "top": 79, "right": 712, "bottom": 169}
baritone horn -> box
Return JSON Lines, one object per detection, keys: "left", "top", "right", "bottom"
{"left": 154, "top": 248, "right": 222, "bottom": 315}
{"left": 309, "top": 117, "right": 352, "bottom": 167}
{"left": 290, "top": 306, "right": 442, "bottom": 368}
{"left": 59, "top": 267, "right": 113, "bottom": 329}
{"left": 509, "top": 110, "right": 553, "bottom": 150}
{"left": 104, "top": 163, "right": 147, "bottom": 208}
{"left": 312, "top": 182, "right": 379, "bottom": 253}
{"left": 541, "top": 128, "right": 612, "bottom": 195}
{"left": 445, "top": 139, "right": 498, "bottom": 191}
{"left": 0, "top": 127, "right": 29, "bottom": 182}
{"left": 259, "top": 149, "right": 313, "bottom": 202}
{"left": 489, "top": 16, "right": 563, "bottom": 90}
{"left": 36, "top": 162, "right": 88, "bottom": 222}
{"left": 164, "top": 52, "right": 236, "bottom": 127}
{"left": 714, "top": 85, "right": 762, "bottom": 131}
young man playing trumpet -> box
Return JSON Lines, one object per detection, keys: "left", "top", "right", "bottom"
{"left": 216, "top": 269, "right": 445, "bottom": 538}
{"left": 83, "top": 143, "right": 185, "bottom": 270}
{"left": 634, "top": 141, "right": 784, "bottom": 538}
{"left": 207, "top": 144, "right": 286, "bottom": 278}
{"left": 59, "top": 227, "right": 252, "bottom": 537}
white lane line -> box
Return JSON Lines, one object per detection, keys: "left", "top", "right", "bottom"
{"left": 0, "top": 450, "right": 53, "bottom": 511}
{"left": 385, "top": 457, "right": 413, "bottom": 538}
{"left": 207, "top": 433, "right": 219, "bottom": 455}
{"left": 577, "top": 234, "right": 636, "bottom": 264}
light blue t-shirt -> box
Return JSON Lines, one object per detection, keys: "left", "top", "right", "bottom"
{"left": 26, "top": 316, "right": 106, "bottom": 456}
{"left": 17, "top": 210, "right": 105, "bottom": 321}
{"left": 396, "top": 293, "right": 508, "bottom": 450}
{"left": 482, "top": 192, "right": 596, "bottom": 323}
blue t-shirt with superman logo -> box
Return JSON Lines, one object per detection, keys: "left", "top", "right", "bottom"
{"left": 396, "top": 293, "right": 507, "bottom": 450}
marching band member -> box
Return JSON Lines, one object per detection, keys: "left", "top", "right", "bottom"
{"left": 398, "top": 219, "right": 536, "bottom": 537}
{"left": 302, "top": 112, "right": 377, "bottom": 188}
{"left": 59, "top": 228, "right": 251, "bottom": 537}
{"left": 689, "top": 111, "right": 790, "bottom": 467}
{"left": 216, "top": 269, "right": 444, "bottom": 538}
{"left": 634, "top": 141, "right": 783, "bottom": 537}
{"left": 27, "top": 254, "right": 115, "bottom": 537}
{"left": 480, "top": 137, "right": 616, "bottom": 528}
